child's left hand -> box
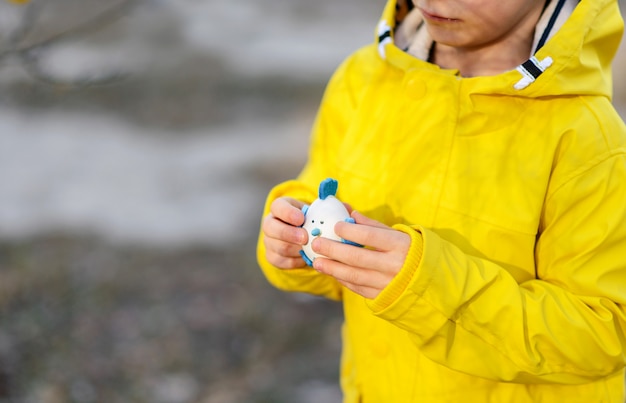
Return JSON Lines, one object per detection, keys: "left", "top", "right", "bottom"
{"left": 311, "top": 211, "right": 411, "bottom": 299}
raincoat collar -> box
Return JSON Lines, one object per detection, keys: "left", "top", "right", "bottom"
{"left": 375, "top": 0, "right": 624, "bottom": 97}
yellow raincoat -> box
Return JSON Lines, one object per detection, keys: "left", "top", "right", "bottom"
{"left": 257, "top": 0, "right": 626, "bottom": 401}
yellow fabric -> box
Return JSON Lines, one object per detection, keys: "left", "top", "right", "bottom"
{"left": 256, "top": 0, "right": 626, "bottom": 401}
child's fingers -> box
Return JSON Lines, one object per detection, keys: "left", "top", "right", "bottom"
{"left": 262, "top": 214, "right": 307, "bottom": 245}
{"left": 335, "top": 280, "right": 381, "bottom": 300}
{"left": 343, "top": 202, "right": 354, "bottom": 215}
{"left": 351, "top": 210, "right": 390, "bottom": 229}
{"left": 335, "top": 220, "right": 406, "bottom": 252}
{"left": 270, "top": 197, "right": 306, "bottom": 227}
{"left": 264, "top": 236, "right": 305, "bottom": 258}
{"left": 313, "top": 256, "right": 388, "bottom": 296}
{"left": 333, "top": 210, "right": 394, "bottom": 248}
{"left": 312, "top": 236, "right": 397, "bottom": 272}
{"left": 262, "top": 218, "right": 308, "bottom": 269}
{"left": 265, "top": 244, "right": 307, "bottom": 269}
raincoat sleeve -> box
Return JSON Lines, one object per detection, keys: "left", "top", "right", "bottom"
{"left": 256, "top": 54, "right": 363, "bottom": 301}
{"left": 367, "top": 147, "right": 626, "bottom": 384}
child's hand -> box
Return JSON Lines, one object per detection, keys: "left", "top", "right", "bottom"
{"left": 311, "top": 211, "right": 411, "bottom": 299}
{"left": 262, "top": 197, "right": 309, "bottom": 269}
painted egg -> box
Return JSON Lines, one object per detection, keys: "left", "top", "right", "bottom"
{"left": 299, "top": 178, "right": 355, "bottom": 266}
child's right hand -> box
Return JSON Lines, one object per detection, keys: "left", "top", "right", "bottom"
{"left": 262, "top": 197, "right": 309, "bottom": 269}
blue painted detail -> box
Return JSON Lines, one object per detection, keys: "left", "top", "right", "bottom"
{"left": 342, "top": 239, "right": 362, "bottom": 247}
{"left": 319, "top": 178, "right": 338, "bottom": 200}
{"left": 311, "top": 228, "right": 321, "bottom": 236}
{"left": 342, "top": 217, "right": 362, "bottom": 247}
{"left": 302, "top": 204, "right": 309, "bottom": 216}
{"left": 299, "top": 250, "right": 314, "bottom": 267}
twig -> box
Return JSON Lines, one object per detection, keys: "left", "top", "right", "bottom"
{"left": 1, "top": 0, "right": 139, "bottom": 87}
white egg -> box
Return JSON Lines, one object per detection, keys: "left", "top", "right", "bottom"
{"left": 301, "top": 195, "right": 350, "bottom": 264}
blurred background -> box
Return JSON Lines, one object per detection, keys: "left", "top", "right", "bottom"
{"left": 0, "top": 0, "right": 624, "bottom": 402}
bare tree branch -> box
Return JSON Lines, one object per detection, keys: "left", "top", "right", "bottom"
{"left": 1, "top": 0, "right": 139, "bottom": 87}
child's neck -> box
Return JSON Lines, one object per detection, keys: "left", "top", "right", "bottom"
{"left": 432, "top": 36, "right": 534, "bottom": 78}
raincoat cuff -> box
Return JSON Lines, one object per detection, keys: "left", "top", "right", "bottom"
{"left": 367, "top": 224, "right": 423, "bottom": 312}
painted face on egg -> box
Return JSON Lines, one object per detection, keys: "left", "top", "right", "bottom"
{"left": 299, "top": 178, "right": 359, "bottom": 267}
{"left": 301, "top": 195, "right": 351, "bottom": 264}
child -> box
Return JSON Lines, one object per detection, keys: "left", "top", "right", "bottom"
{"left": 257, "top": 0, "right": 626, "bottom": 401}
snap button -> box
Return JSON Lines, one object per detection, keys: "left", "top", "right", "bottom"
{"left": 404, "top": 76, "right": 427, "bottom": 100}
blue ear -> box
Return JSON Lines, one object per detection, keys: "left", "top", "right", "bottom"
{"left": 319, "top": 178, "right": 338, "bottom": 200}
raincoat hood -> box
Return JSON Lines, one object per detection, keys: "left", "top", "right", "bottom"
{"left": 377, "top": 0, "right": 624, "bottom": 98}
